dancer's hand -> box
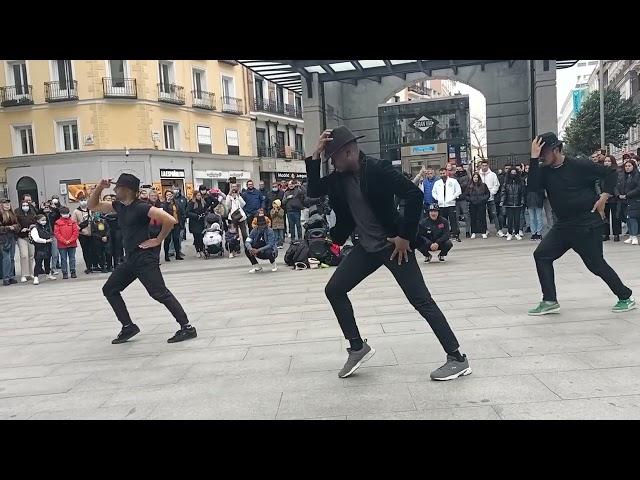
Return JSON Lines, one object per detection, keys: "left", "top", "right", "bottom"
{"left": 139, "top": 238, "right": 162, "bottom": 249}
{"left": 531, "top": 137, "right": 545, "bottom": 158}
{"left": 591, "top": 195, "right": 607, "bottom": 219}
{"left": 388, "top": 236, "right": 411, "bottom": 265}
{"left": 312, "top": 130, "right": 333, "bottom": 160}
{"left": 98, "top": 179, "right": 111, "bottom": 189}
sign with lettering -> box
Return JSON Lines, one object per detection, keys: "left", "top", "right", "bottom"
{"left": 275, "top": 172, "right": 308, "bottom": 181}
{"left": 411, "top": 115, "right": 438, "bottom": 133}
{"left": 409, "top": 144, "right": 436, "bottom": 155}
{"left": 160, "top": 169, "right": 185, "bottom": 178}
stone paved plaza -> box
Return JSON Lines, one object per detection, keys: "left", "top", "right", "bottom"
{"left": 1, "top": 237, "right": 640, "bottom": 420}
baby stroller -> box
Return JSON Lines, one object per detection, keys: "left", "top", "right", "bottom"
{"left": 202, "top": 222, "right": 224, "bottom": 258}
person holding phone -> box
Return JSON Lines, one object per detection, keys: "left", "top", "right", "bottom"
{"left": 306, "top": 127, "right": 470, "bottom": 381}
{"left": 88, "top": 174, "right": 197, "bottom": 345}
{"left": 527, "top": 133, "right": 634, "bottom": 316}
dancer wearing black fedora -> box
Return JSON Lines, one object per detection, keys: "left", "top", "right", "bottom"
{"left": 306, "top": 127, "right": 470, "bottom": 381}
{"left": 527, "top": 133, "right": 635, "bottom": 315}
{"left": 88, "top": 174, "right": 197, "bottom": 344}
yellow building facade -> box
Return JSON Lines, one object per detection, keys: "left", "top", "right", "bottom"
{"left": 0, "top": 59, "right": 258, "bottom": 204}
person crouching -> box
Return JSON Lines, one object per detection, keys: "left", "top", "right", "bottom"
{"left": 245, "top": 213, "right": 278, "bottom": 273}
{"left": 417, "top": 204, "right": 453, "bottom": 263}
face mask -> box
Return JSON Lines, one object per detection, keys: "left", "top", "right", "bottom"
{"left": 52, "top": 200, "right": 59, "bottom": 205}
{"left": 173, "top": 190, "right": 179, "bottom": 196}
{"left": 62, "top": 214, "right": 70, "bottom": 218}
{"left": 21, "top": 205, "right": 30, "bottom": 212}
{"left": 80, "top": 201, "right": 87, "bottom": 207}
{"left": 272, "top": 188, "right": 278, "bottom": 192}
{"left": 38, "top": 220, "right": 47, "bottom": 226}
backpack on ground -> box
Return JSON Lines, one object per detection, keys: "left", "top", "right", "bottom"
{"left": 284, "top": 240, "right": 310, "bottom": 267}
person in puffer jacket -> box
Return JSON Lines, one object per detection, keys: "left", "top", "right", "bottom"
{"left": 417, "top": 204, "right": 453, "bottom": 262}
{"left": 466, "top": 172, "right": 490, "bottom": 238}
{"left": 29, "top": 214, "right": 57, "bottom": 285}
{"left": 500, "top": 167, "right": 525, "bottom": 240}
{"left": 54, "top": 207, "right": 79, "bottom": 279}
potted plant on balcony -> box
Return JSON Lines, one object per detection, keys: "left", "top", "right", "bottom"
{"left": 18, "top": 96, "right": 32, "bottom": 105}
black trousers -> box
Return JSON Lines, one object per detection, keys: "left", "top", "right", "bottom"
{"left": 102, "top": 249, "right": 189, "bottom": 327}
{"left": 107, "top": 229, "right": 123, "bottom": 269}
{"left": 78, "top": 234, "right": 97, "bottom": 270}
{"left": 440, "top": 206, "right": 460, "bottom": 237}
{"left": 34, "top": 256, "right": 51, "bottom": 276}
{"left": 469, "top": 203, "right": 488, "bottom": 234}
{"left": 506, "top": 207, "right": 522, "bottom": 234}
{"left": 246, "top": 247, "right": 276, "bottom": 265}
{"left": 533, "top": 224, "right": 632, "bottom": 302}
{"left": 418, "top": 239, "right": 453, "bottom": 257}
{"left": 324, "top": 243, "right": 460, "bottom": 354}
{"left": 93, "top": 237, "right": 108, "bottom": 269}
{"left": 603, "top": 203, "right": 622, "bottom": 236}
{"left": 164, "top": 226, "right": 182, "bottom": 258}
{"left": 193, "top": 232, "right": 204, "bottom": 252}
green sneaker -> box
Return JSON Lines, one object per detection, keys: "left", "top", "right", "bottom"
{"left": 612, "top": 297, "right": 636, "bottom": 313}
{"left": 527, "top": 301, "right": 561, "bottom": 316}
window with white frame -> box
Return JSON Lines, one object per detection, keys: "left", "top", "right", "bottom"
{"left": 158, "top": 61, "right": 175, "bottom": 95}
{"left": 7, "top": 61, "right": 28, "bottom": 94}
{"left": 163, "top": 122, "right": 179, "bottom": 150}
{"left": 197, "top": 126, "right": 212, "bottom": 154}
{"left": 193, "top": 68, "right": 206, "bottom": 98}
{"left": 13, "top": 125, "right": 34, "bottom": 155}
{"left": 226, "top": 129, "right": 239, "bottom": 155}
{"left": 57, "top": 120, "right": 79, "bottom": 151}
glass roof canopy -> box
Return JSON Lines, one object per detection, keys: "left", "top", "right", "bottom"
{"left": 237, "top": 60, "right": 579, "bottom": 95}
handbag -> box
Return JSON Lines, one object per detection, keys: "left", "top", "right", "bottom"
{"left": 230, "top": 208, "right": 244, "bottom": 224}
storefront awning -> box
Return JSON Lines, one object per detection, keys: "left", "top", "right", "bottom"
{"left": 236, "top": 60, "right": 579, "bottom": 95}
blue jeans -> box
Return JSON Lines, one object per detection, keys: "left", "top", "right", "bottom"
{"left": 287, "top": 211, "right": 302, "bottom": 241}
{"left": 274, "top": 229, "right": 285, "bottom": 246}
{"left": 59, "top": 247, "right": 77, "bottom": 275}
{"left": 628, "top": 217, "right": 639, "bottom": 236}
{"left": 1, "top": 238, "right": 16, "bottom": 281}
{"left": 528, "top": 207, "right": 545, "bottom": 235}
{"left": 51, "top": 240, "right": 60, "bottom": 270}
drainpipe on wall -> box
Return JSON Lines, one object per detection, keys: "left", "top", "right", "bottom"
{"left": 530, "top": 60, "right": 537, "bottom": 138}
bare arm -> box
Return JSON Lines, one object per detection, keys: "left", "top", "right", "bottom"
{"left": 88, "top": 180, "right": 115, "bottom": 213}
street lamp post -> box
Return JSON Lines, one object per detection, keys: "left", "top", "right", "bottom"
{"left": 599, "top": 60, "right": 606, "bottom": 151}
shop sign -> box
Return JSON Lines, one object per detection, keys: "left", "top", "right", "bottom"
{"left": 160, "top": 169, "right": 185, "bottom": 179}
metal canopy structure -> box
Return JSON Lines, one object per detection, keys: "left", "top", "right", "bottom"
{"left": 237, "top": 60, "right": 580, "bottom": 95}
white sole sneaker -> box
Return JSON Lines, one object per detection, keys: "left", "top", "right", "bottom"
{"left": 248, "top": 268, "right": 263, "bottom": 273}
{"left": 506, "top": 235, "right": 512, "bottom": 241}
{"left": 432, "top": 367, "right": 473, "bottom": 381}
{"left": 47, "top": 275, "right": 57, "bottom": 280}
{"left": 482, "top": 234, "right": 488, "bottom": 239}
{"left": 339, "top": 348, "right": 376, "bottom": 378}
{"left": 624, "top": 238, "right": 633, "bottom": 244}
{"left": 470, "top": 234, "right": 476, "bottom": 239}
{"left": 515, "top": 235, "right": 523, "bottom": 240}
{"left": 33, "top": 277, "right": 39, "bottom": 285}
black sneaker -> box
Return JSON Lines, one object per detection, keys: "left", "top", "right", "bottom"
{"left": 62, "top": 273, "right": 69, "bottom": 279}
{"left": 455, "top": 236, "right": 462, "bottom": 242}
{"left": 614, "top": 235, "right": 620, "bottom": 242}
{"left": 71, "top": 271, "right": 77, "bottom": 278}
{"left": 438, "top": 254, "right": 446, "bottom": 262}
{"left": 8, "top": 278, "right": 17, "bottom": 284}
{"left": 84, "top": 269, "right": 92, "bottom": 274}
{"left": 465, "top": 232, "right": 471, "bottom": 238}
{"left": 603, "top": 235, "right": 610, "bottom": 241}
{"left": 167, "top": 325, "right": 197, "bottom": 343}
{"left": 2, "top": 280, "right": 10, "bottom": 286}
{"left": 165, "top": 256, "right": 171, "bottom": 262}
{"left": 111, "top": 324, "right": 141, "bottom": 344}
{"left": 424, "top": 253, "right": 432, "bottom": 263}
{"left": 175, "top": 254, "right": 185, "bottom": 261}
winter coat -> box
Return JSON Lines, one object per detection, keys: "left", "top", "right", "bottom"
{"left": 266, "top": 189, "right": 284, "bottom": 214}
{"left": 54, "top": 217, "right": 79, "bottom": 249}
{"left": 241, "top": 188, "right": 265, "bottom": 216}
{"left": 15, "top": 210, "right": 38, "bottom": 239}
{"left": 29, "top": 223, "right": 53, "bottom": 260}
{"left": 91, "top": 214, "right": 111, "bottom": 241}
{"left": 413, "top": 175, "right": 438, "bottom": 205}
{"left": 251, "top": 216, "right": 272, "bottom": 229}
{"left": 162, "top": 201, "right": 184, "bottom": 228}
{"left": 617, "top": 169, "right": 640, "bottom": 219}
{"left": 270, "top": 206, "right": 286, "bottom": 229}
{"left": 500, "top": 178, "right": 525, "bottom": 207}
{"left": 466, "top": 183, "right": 490, "bottom": 205}
{"left": 186, "top": 200, "right": 208, "bottom": 234}
{"left": 246, "top": 226, "right": 278, "bottom": 253}
{"left": 72, "top": 208, "right": 92, "bottom": 236}
{"left": 455, "top": 171, "right": 471, "bottom": 198}
{"left": 524, "top": 175, "right": 545, "bottom": 209}
{"left": 0, "top": 211, "right": 20, "bottom": 250}
{"left": 478, "top": 169, "right": 500, "bottom": 201}
{"left": 283, "top": 186, "right": 305, "bottom": 213}
{"left": 418, "top": 215, "right": 451, "bottom": 245}
{"left": 173, "top": 194, "right": 188, "bottom": 228}
{"left": 432, "top": 177, "right": 462, "bottom": 208}
{"left": 225, "top": 195, "right": 247, "bottom": 223}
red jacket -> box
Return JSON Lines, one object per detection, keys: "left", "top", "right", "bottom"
{"left": 54, "top": 217, "right": 80, "bottom": 248}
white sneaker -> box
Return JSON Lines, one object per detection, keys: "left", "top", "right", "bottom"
{"left": 277, "top": 245, "right": 283, "bottom": 249}
{"left": 52, "top": 270, "right": 59, "bottom": 275}
{"left": 470, "top": 233, "right": 476, "bottom": 239}
{"left": 624, "top": 237, "right": 633, "bottom": 244}
{"left": 20, "top": 276, "right": 27, "bottom": 283}
{"left": 515, "top": 234, "right": 523, "bottom": 241}
{"left": 33, "top": 276, "right": 39, "bottom": 285}
{"left": 47, "top": 274, "right": 57, "bottom": 280}
{"left": 633, "top": 236, "right": 639, "bottom": 246}
{"left": 497, "top": 230, "right": 505, "bottom": 237}
{"left": 229, "top": 253, "right": 234, "bottom": 258}
{"left": 482, "top": 233, "right": 488, "bottom": 239}
{"left": 519, "top": 230, "right": 524, "bottom": 236}
{"left": 506, "top": 234, "right": 512, "bottom": 241}
{"left": 249, "top": 267, "right": 263, "bottom": 273}
{"left": 271, "top": 264, "right": 278, "bottom": 272}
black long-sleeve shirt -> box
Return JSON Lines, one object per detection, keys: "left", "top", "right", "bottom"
{"left": 527, "top": 156, "right": 615, "bottom": 228}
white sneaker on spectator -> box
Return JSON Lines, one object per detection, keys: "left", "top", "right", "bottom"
{"left": 470, "top": 233, "right": 476, "bottom": 239}
{"left": 515, "top": 234, "right": 523, "bottom": 240}
{"left": 229, "top": 252, "right": 234, "bottom": 258}
{"left": 497, "top": 230, "right": 505, "bottom": 237}
{"left": 633, "top": 236, "right": 639, "bottom": 245}
{"left": 624, "top": 237, "right": 633, "bottom": 244}
{"left": 33, "top": 276, "right": 39, "bottom": 285}
{"left": 20, "top": 276, "right": 27, "bottom": 283}
{"left": 271, "top": 264, "right": 278, "bottom": 272}
{"left": 506, "top": 234, "right": 512, "bottom": 241}
{"left": 249, "top": 267, "right": 263, "bottom": 273}
{"left": 482, "top": 233, "right": 488, "bottom": 239}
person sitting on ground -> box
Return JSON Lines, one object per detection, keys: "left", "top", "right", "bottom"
{"left": 270, "top": 199, "right": 286, "bottom": 249}
{"left": 417, "top": 204, "right": 453, "bottom": 263}
{"left": 54, "top": 206, "right": 79, "bottom": 279}
{"left": 29, "top": 214, "right": 57, "bottom": 284}
{"left": 245, "top": 213, "right": 278, "bottom": 273}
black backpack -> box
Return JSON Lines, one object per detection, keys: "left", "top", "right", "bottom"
{"left": 284, "top": 240, "right": 310, "bottom": 267}
{"left": 305, "top": 227, "right": 328, "bottom": 241}
{"left": 308, "top": 237, "right": 342, "bottom": 267}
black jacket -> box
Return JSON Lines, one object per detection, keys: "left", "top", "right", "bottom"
{"left": 500, "top": 178, "right": 525, "bottom": 207}
{"left": 173, "top": 194, "right": 188, "bottom": 228}
{"left": 617, "top": 168, "right": 640, "bottom": 218}
{"left": 305, "top": 152, "right": 423, "bottom": 246}
{"left": 91, "top": 214, "right": 110, "bottom": 240}
{"left": 186, "top": 200, "right": 208, "bottom": 233}
{"left": 418, "top": 215, "right": 450, "bottom": 245}
{"left": 455, "top": 171, "right": 470, "bottom": 197}
{"left": 466, "top": 183, "right": 490, "bottom": 205}
{"left": 282, "top": 186, "right": 305, "bottom": 213}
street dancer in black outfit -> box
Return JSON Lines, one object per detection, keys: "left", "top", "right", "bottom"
{"left": 527, "top": 133, "right": 635, "bottom": 316}
{"left": 306, "top": 127, "right": 470, "bottom": 381}
{"left": 88, "top": 174, "right": 197, "bottom": 344}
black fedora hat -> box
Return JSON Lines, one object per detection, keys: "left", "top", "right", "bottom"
{"left": 538, "top": 132, "right": 563, "bottom": 152}
{"left": 324, "top": 126, "right": 365, "bottom": 159}
{"left": 112, "top": 173, "right": 140, "bottom": 191}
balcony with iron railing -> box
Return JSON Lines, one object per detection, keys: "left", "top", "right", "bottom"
{"left": 408, "top": 85, "right": 434, "bottom": 96}
{"left": 221, "top": 96, "right": 243, "bottom": 114}
{"left": 102, "top": 78, "right": 137, "bottom": 98}
{"left": 218, "top": 60, "right": 239, "bottom": 65}
{"left": 257, "top": 145, "right": 305, "bottom": 159}
{"left": 253, "top": 98, "right": 303, "bottom": 119}
{"left": 45, "top": 81, "right": 79, "bottom": 102}
{"left": 1, "top": 85, "right": 34, "bottom": 107}
{"left": 192, "top": 90, "right": 216, "bottom": 110}
{"left": 158, "top": 83, "right": 185, "bottom": 105}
